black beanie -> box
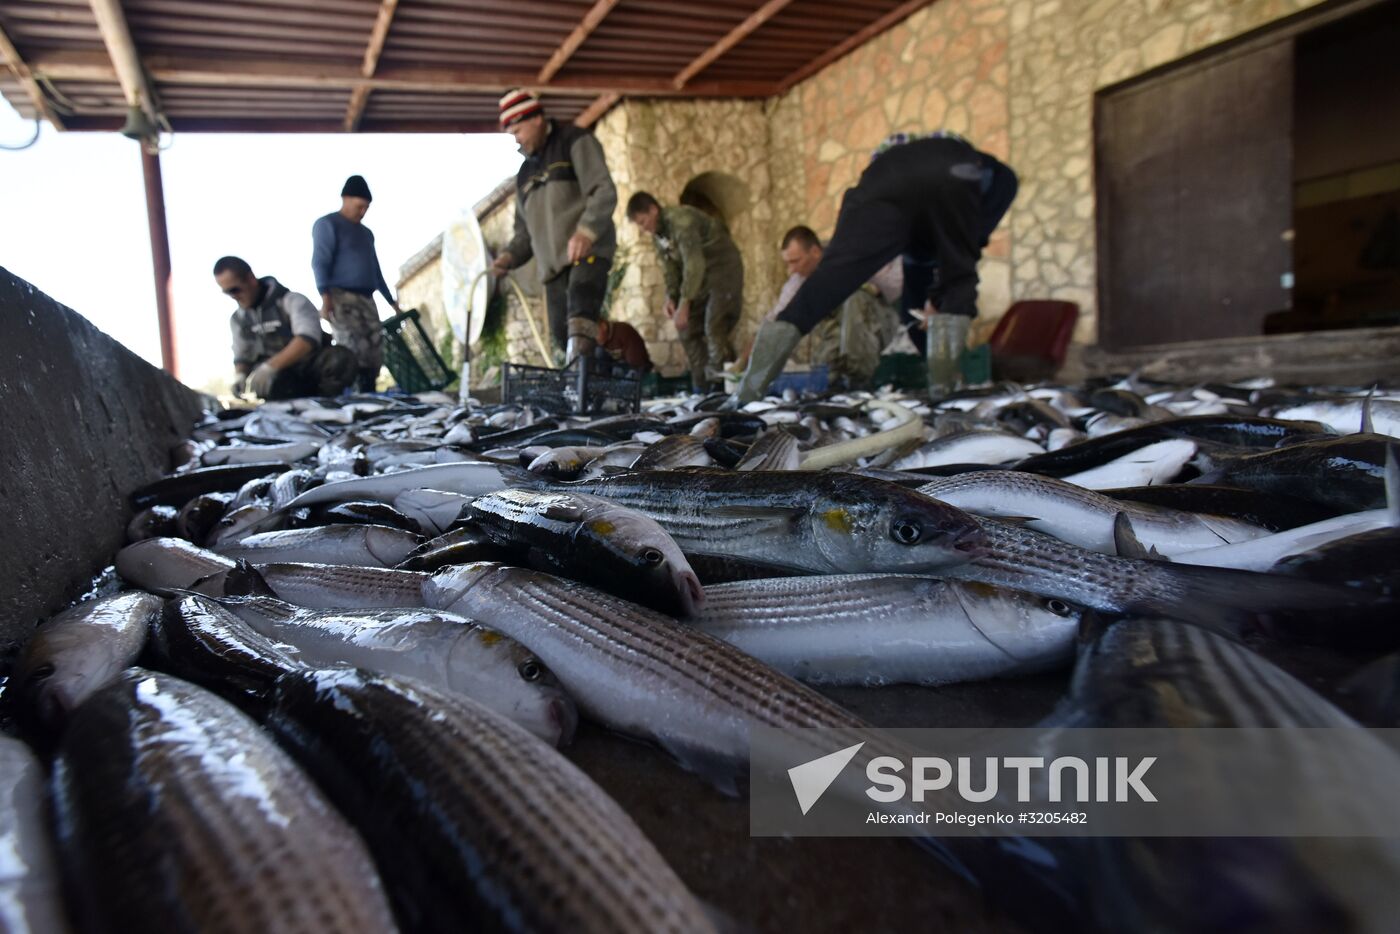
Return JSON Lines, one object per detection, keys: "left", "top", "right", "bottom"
{"left": 341, "top": 175, "right": 372, "bottom": 201}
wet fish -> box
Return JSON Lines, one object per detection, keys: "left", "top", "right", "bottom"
{"left": 150, "top": 595, "right": 304, "bottom": 715}
{"left": 424, "top": 562, "right": 870, "bottom": 787}
{"left": 1270, "top": 398, "right": 1400, "bottom": 439}
{"left": 735, "top": 428, "right": 800, "bottom": 471}
{"left": 130, "top": 462, "right": 289, "bottom": 509}
{"left": 212, "top": 561, "right": 430, "bottom": 609}
{"left": 1059, "top": 438, "right": 1195, "bottom": 489}
{"left": 176, "top": 491, "right": 234, "bottom": 545}
{"left": 1272, "top": 527, "right": 1400, "bottom": 596}
{"left": 126, "top": 504, "right": 178, "bottom": 542}
{"left": 52, "top": 669, "right": 398, "bottom": 933}
{"left": 215, "top": 524, "right": 420, "bottom": 567}
{"left": 267, "top": 669, "right": 715, "bottom": 933}
{"left": 390, "top": 488, "right": 474, "bottom": 535}
{"left": 311, "top": 500, "right": 424, "bottom": 534}
{"left": 1172, "top": 508, "right": 1395, "bottom": 571}
{"left": 1014, "top": 415, "right": 1333, "bottom": 478}
{"left": 468, "top": 488, "right": 704, "bottom": 616}
{"left": 284, "top": 461, "right": 520, "bottom": 508}
{"left": 213, "top": 592, "right": 575, "bottom": 746}
{"left": 629, "top": 434, "right": 714, "bottom": 470}
{"left": 1033, "top": 619, "right": 1400, "bottom": 934}
{"left": 0, "top": 736, "right": 68, "bottom": 934}
{"left": 564, "top": 468, "right": 987, "bottom": 575}
{"left": 942, "top": 520, "right": 1387, "bottom": 645}
{"left": 892, "top": 430, "right": 1044, "bottom": 469}
{"left": 917, "top": 470, "right": 1267, "bottom": 555}
{"left": 1104, "top": 483, "right": 1341, "bottom": 530}
{"left": 115, "top": 536, "right": 236, "bottom": 592}
{"left": 396, "top": 526, "right": 509, "bottom": 572}
{"left": 200, "top": 440, "right": 320, "bottom": 466}
{"left": 1191, "top": 434, "right": 1392, "bottom": 513}
{"left": 12, "top": 592, "right": 161, "bottom": 732}
{"left": 689, "top": 575, "right": 1081, "bottom": 686}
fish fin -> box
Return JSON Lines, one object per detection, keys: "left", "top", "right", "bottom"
{"left": 1074, "top": 608, "right": 1121, "bottom": 648}
{"left": 534, "top": 499, "right": 587, "bottom": 523}
{"left": 223, "top": 560, "right": 279, "bottom": 598}
{"left": 658, "top": 738, "right": 747, "bottom": 797}
{"left": 1362, "top": 387, "right": 1376, "bottom": 434}
{"left": 1112, "top": 513, "right": 1162, "bottom": 561}
{"left": 1387, "top": 444, "right": 1400, "bottom": 528}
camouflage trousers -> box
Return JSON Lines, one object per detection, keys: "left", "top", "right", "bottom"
{"left": 326, "top": 288, "right": 384, "bottom": 375}
{"left": 808, "top": 286, "right": 901, "bottom": 388}
{"left": 676, "top": 261, "right": 743, "bottom": 390}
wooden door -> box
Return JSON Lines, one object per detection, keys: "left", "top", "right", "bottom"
{"left": 1096, "top": 40, "right": 1294, "bottom": 349}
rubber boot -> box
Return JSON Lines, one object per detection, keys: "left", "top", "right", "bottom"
{"left": 565, "top": 316, "right": 599, "bottom": 367}
{"left": 733, "top": 319, "right": 802, "bottom": 404}
{"left": 925, "top": 314, "right": 962, "bottom": 398}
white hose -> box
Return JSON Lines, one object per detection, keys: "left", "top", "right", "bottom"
{"left": 798, "top": 399, "right": 924, "bottom": 470}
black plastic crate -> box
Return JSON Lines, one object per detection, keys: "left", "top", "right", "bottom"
{"left": 381, "top": 308, "right": 454, "bottom": 393}
{"left": 502, "top": 356, "right": 642, "bottom": 415}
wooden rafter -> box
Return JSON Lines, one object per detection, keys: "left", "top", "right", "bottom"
{"left": 344, "top": 0, "right": 398, "bottom": 131}
{"left": 30, "top": 50, "right": 778, "bottom": 98}
{"left": 574, "top": 91, "right": 619, "bottom": 128}
{"left": 776, "top": 0, "right": 929, "bottom": 93}
{"left": 537, "top": 0, "right": 620, "bottom": 85}
{"left": 672, "top": 0, "right": 796, "bottom": 90}
{"left": 0, "top": 22, "right": 63, "bottom": 128}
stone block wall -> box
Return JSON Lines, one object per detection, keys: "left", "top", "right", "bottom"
{"left": 404, "top": 0, "right": 1331, "bottom": 366}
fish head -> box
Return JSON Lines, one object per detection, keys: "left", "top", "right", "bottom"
{"left": 808, "top": 480, "right": 987, "bottom": 573}
{"left": 12, "top": 630, "right": 113, "bottom": 734}
{"left": 575, "top": 507, "right": 706, "bottom": 618}
{"left": 444, "top": 619, "right": 579, "bottom": 748}
{"left": 953, "top": 582, "right": 1084, "bottom": 661}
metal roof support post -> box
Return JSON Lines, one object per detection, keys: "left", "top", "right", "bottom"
{"left": 141, "top": 145, "right": 177, "bottom": 376}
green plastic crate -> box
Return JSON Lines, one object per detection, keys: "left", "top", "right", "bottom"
{"left": 381, "top": 308, "right": 453, "bottom": 393}
{"left": 642, "top": 371, "right": 693, "bottom": 397}
{"left": 872, "top": 345, "right": 992, "bottom": 391}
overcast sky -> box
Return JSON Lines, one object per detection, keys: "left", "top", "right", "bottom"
{"left": 0, "top": 96, "right": 522, "bottom": 390}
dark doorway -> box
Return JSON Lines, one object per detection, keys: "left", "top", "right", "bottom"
{"left": 1094, "top": 0, "right": 1400, "bottom": 350}
{"left": 1279, "top": 0, "right": 1400, "bottom": 334}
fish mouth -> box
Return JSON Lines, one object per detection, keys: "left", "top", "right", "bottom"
{"left": 674, "top": 570, "right": 706, "bottom": 617}
{"left": 548, "top": 696, "right": 579, "bottom": 747}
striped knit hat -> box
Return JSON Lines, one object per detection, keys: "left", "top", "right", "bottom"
{"left": 499, "top": 89, "right": 543, "bottom": 128}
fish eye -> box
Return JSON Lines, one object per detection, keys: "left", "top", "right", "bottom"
{"left": 25, "top": 663, "right": 56, "bottom": 682}
{"left": 1044, "top": 598, "right": 1074, "bottom": 617}
{"left": 640, "top": 547, "right": 664, "bottom": 565}
{"left": 891, "top": 518, "right": 923, "bottom": 545}
{"left": 517, "top": 659, "right": 543, "bottom": 682}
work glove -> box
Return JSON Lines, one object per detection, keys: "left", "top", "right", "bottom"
{"left": 247, "top": 362, "right": 278, "bottom": 399}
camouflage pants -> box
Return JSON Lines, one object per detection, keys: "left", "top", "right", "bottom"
{"left": 268, "top": 345, "right": 357, "bottom": 399}
{"left": 326, "top": 288, "right": 384, "bottom": 374}
{"left": 809, "top": 287, "right": 900, "bottom": 388}
{"left": 676, "top": 261, "right": 743, "bottom": 389}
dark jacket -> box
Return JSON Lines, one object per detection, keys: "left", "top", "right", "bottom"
{"left": 504, "top": 120, "right": 618, "bottom": 283}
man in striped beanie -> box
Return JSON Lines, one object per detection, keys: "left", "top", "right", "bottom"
{"left": 490, "top": 88, "right": 618, "bottom": 365}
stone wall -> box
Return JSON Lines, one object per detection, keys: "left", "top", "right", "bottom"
{"left": 402, "top": 0, "right": 1332, "bottom": 365}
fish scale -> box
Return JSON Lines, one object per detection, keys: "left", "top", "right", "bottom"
{"left": 425, "top": 564, "right": 869, "bottom": 775}
{"left": 268, "top": 670, "right": 715, "bottom": 933}
{"left": 52, "top": 669, "right": 397, "bottom": 933}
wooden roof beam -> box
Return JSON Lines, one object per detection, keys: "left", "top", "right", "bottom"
{"left": 574, "top": 91, "right": 618, "bottom": 128}
{"left": 672, "top": 0, "right": 796, "bottom": 90}
{"left": 776, "top": 0, "right": 928, "bottom": 94}
{"left": 30, "top": 50, "right": 780, "bottom": 97}
{"left": 0, "top": 22, "right": 64, "bottom": 129}
{"left": 345, "top": 0, "right": 399, "bottom": 131}
{"left": 537, "top": 0, "right": 620, "bottom": 85}
{"left": 88, "top": 0, "right": 163, "bottom": 129}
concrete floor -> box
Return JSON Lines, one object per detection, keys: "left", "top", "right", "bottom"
{"left": 568, "top": 673, "right": 1069, "bottom": 933}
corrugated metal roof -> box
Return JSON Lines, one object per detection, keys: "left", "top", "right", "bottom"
{"left": 0, "top": 0, "right": 932, "bottom": 133}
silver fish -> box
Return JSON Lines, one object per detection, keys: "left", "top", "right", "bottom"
{"left": 892, "top": 430, "right": 1044, "bottom": 469}
{"left": 424, "top": 562, "right": 870, "bottom": 787}
{"left": 213, "top": 594, "right": 576, "bottom": 747}
{"left": 216, "top": 525, "right": 420, "bottom": 567}
{"left": 13, "top": 592, "right": 161, "bottom": 730}
{"left": 0, "top": 736, "right": 68, "bottom": 933}
{"left": 52, "top": 669, "right": 398, "bottom": 933}
{"left": 689, "top": 575, "right": 1080, "bottom": 685}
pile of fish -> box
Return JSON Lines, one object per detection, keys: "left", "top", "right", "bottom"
{"left": 4, "top": 376, "right": 1399, "bottom": 933}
